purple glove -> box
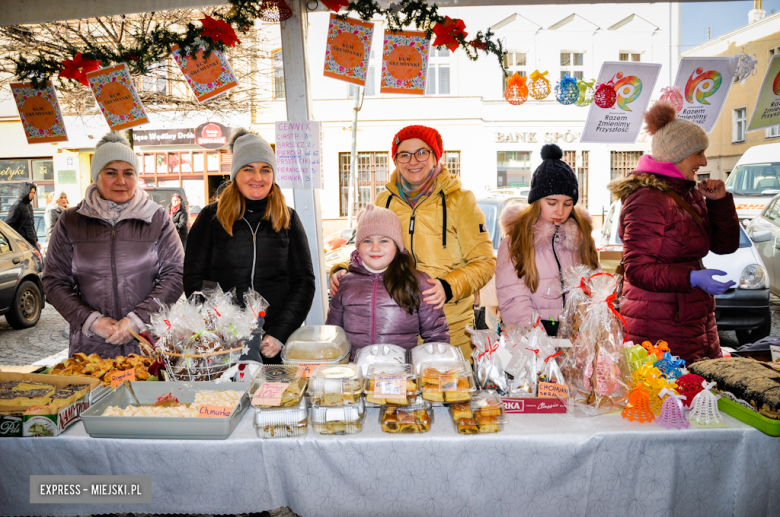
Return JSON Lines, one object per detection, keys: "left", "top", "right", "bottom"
{"left": 690, "top": 269, "right": 735, "bottom": 295}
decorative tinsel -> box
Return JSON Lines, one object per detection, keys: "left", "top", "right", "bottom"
{"left": 504, "top": 73, "right": 528, "bottom": 105}
{"left": 555, "top": 74, "right": 579, "bottom": 105}
{"left": 259, "top": 0, "right": 294, "bottom": 22}
{"left": 574, "top": 79, "right": 595, "bottom": 107}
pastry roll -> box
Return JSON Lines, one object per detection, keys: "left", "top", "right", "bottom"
{"left": 478, "top": 405, "right": 502, "bottom": 417}
{"left": 452, "top": 403, "right": 473, "bottom": 420}
{"left": 422, "top": 389, "right": 445, "bottom": 403}
{"left": 445, "top": 390, "right": 471, "bottom": 402}
{"left": 457, "top": 418, "right": 478, "bottom": 435}
{"left": 477, "top": 415, "right": 500, "bottom": 433}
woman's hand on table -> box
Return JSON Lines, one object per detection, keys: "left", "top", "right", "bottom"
{"left": 698, "top": 179, "right": 727, "bottom": 200}
{"left": 422, "top": 278, "right": 446, "bottom": 309}
{"left": 105, "top": 317, "right": 136, "bottom": 345}
{"left": 260, "top": 335, "right": 283, "bottom": 357}
{"left": 329, "top": 269, "right": 347, "bottom": 297}
{"left": 92, "top": 317, "right": 118, "bottom": 339}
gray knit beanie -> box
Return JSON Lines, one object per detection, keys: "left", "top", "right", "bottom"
{"left": 228, "top": 128, "right": 276, "bottom": 180}
{"left": 91, "top": 132, "right": 138, "bottom": 181}
{"left": 645, "top": 100, "right": 709, "bottom": 164}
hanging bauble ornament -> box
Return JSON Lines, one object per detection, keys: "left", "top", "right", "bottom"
{"left": 728, "top": 53, "right": 758, "bottom": 84}
{"left": 659, "top": 85, "right": 684, "bottom": 113}
{"left": 528, "top": 70, "right": 550, "bottom": 100}
{"left": 504, "top": 73, "right": 528, "bottom": 105}
{"left": 258, "top": 0, "right": 293, "bottom": 22}
{"left": 575, "top": 79, "right": 595, "bottom": 107}
{"left": 555, "top": 74, "right": 579, "bottom": 105}
{"left": 594, "top": 80, "right": 617, "bottom": 108}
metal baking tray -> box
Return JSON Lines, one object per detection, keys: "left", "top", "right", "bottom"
{"left": 80, "top": 381, "right": 250, "bottom": 440}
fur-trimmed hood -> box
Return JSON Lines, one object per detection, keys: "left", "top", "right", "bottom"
{"left": 498, "top": 203, "right": 591, "bottom": 251}
{"left": 607, "top": 173, "right": 671, "bottom": 201}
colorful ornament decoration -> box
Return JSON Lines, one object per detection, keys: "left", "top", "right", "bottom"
{"left": 688, "top": 381, "right": 722, "bottom": 425}
{"left": 58, "top": 52, "right": 101, "bottom": 86}
{"left": 675, "top": 374, "right": 706, "bottom": 407}
{"left": 575, "top": 79, "right": 595, "bottom": 107}
{"left": 200, "top": 14, "right": 241, "bottom": 47}
{"left": 555, "top": 74, "right": 579, "bottom": 105}
{"left": 258, "top": 0, "right": 293, "bottom": 22}
{"left": 625, "top": 344, "right": 659, "bottom": 374}
{"left": 655, "top": 352, "right": 686, "bottom": 380}
{"left": 641, "top": 340, "right": 670, "bottom": 360}
{"left": 660, "top": 85, "right": 684, "bottom": 113}
{"left": 645, "top": 376, "right": 678, "bottom": 415}
{"left": 528, "top": 70, "right": 550, "bottom": 100}
{"left": 432, "top": 16, "right": 468, "bottom": 52}
{"left": 321, "top": 0, "right": 350, "bottom": 12}
{"left": 728, "top": 53, "right": 758, "bottom": 84}
{"left": 583, "top": 353, "right": 621, "bottom": 397}
{"left": 594, "top": 80, "right": 617, "bottom": 109}
{"left": 504, "top": 73, "right": 528, "bottom": 105}
{"left": 622, "top": 384, "right": 655, "bottom": 423}
{"left": 656, "top": 388, "right": 689, "bottom": 430}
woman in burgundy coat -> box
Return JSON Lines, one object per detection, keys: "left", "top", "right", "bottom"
{"left": 608, "top": 101, "right": 740, "bottom": 363}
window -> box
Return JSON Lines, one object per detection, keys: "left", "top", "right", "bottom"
{"left": 142, "top": 61, "right": 167, "bottom": 94}
{"left": 0, "top": 231, "right": 10, "bottom": 254}
{"left": 697, "top": 174, "right": 711, "bottom": 181}
{"left": 560, "top": 51, "right": 584, "bottom": 80}
{"left": 497, "top": 151, "right": 531, "bottom": 187}
{"left": 766, "top": 199, "right": 780, "bottom": 225}
{"left": 733, "top": 107, "right": 747, "bottom": 142}
{"left": 766, "top": 124, "right": 780, "bottom": 139}
{"left": 272, "top": 50, "right": 285, "bottom": 99}
{"left": 349, "top": 52, "right": 375, "bottom": 97}
{"left": 426, "top": 48, "right": 451, "bottom": 95}
{"left": 619, "top": 52, "right": 641, "bottom": 62}
{"left": 502, "top": 51, "right": 526, "bottom": 90}
{"left": 444, "top": 151, "right": 461, "bottom": 176}
{"left": 338, "top": 152, "right": 389, "bottom": 216}
{"left": 0, "top": 158, "right": 54, "bottom": 210}
{"left": 561, "top": 151, "right": 588, "bottom": 207}
{"left": 610, "top": 151, "right": 643, "bottom": 181}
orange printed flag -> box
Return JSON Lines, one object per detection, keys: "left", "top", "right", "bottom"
{"left": 323, "top": 14, "right": 375, "bottom": 86}
{"left": 86, "top": 63, "right": 149, "bottom": 130}
{"left": 172, "top": 45, "right": 239, "bottom": 103}
{"left": 380, "top": 30, "right": 430, "bottom": 95}
{"left": 11, "top": 82, "right": 68, "bottom": 144}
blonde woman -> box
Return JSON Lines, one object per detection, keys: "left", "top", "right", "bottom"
{"left": 183, "top": 129, "right": 315, "bottom": 364}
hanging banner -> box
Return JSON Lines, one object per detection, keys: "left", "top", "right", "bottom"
{"left": 747, "top": 54, "right": 780, "bottom": 132}
{"left": 380, "top": 30, "right": 430, "bottom": 95}
{"left": 86, "top": 63, "right": 149, "bottom": 130}
{"left": 581, "top": 62, "right": 661, "bottom": 144}
{"left": 275, "top": 121, "right": 322, "bottom": 189}
{"left": 10, "top": 82, "right": 68, "bottom": 144}
{"left": 172, "top": 45, "right": 239, "bottom": 103}
{"left": 323, "top": 14, "right": 374, "bottom": 86}
{"left": 673, "top": 57, "right": 733, "bottom": 133}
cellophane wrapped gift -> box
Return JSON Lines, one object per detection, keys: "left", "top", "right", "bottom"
{"left": 469, "top": 328, "right": 509, "bottom": 395}
{"left": 559, "top": 264, "right": 595, "bottom": 341}
{"left": 561, "top": 273, "right": 631, "bottom": 416}
{"left": 502, "top": 323, "right": 536, "bottom": 396}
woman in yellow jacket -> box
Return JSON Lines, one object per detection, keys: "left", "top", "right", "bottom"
{"left": 330, "top": 125, "right": 495, "bottom": 358}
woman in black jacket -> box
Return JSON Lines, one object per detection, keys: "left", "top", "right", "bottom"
{"left": 184, "top": 129, "right": 315, "bottom": 364}
{"left": 4, "top": 182, "right": 39, "bottom": 248}
{"left": 166, "top": 193, "right": 189, "bottom": 247}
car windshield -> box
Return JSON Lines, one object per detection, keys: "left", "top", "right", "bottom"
{"left": 738, "top": 226, "right": 751, "bottom": 248}
{"left": 725, "top": 163, "right": 780, "bottom": 196}
{"left": 476, "top": 201, "right": 499, "bottom": 250}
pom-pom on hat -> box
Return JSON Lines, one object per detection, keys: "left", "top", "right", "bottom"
{"left": 391, "top": 125, "right": 443, "bottom": 162}
{"left": 527, "top": 144, "right": 580, "bottom": 205}
{"left": 355, "top": 204, "right": 405, "bottom": 253}
{"left": 228, "top": 128, "right": 277, "bottom": 180}
{"left": 91, "top": 131, "right": 139, "bottom": 182}
{"left": 644, "top": 100, "right": 708, "bottom": 164}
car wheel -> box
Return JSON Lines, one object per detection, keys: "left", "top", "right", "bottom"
{"left": 5, "top": 280, "right": 42, "bottom": 329}
{"left": 735, "top": 307, "right": 772, "bottom": 346}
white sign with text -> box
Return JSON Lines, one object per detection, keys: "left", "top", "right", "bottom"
{"left": 674, "top": 57, "right": 733, "bottom": 133}
{"left": 274, "top": 121, "right": 322, "bottom": 189}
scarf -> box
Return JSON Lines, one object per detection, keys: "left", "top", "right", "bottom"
{"left": 79, "top": 183, "right": 157, "bottom": 226}
{"left": 396, "top": 164, "right": 441, "bottom": 208}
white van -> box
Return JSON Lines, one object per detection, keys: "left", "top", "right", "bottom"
{"left": 725, "top": 143, "right": 780, "bottom": 221}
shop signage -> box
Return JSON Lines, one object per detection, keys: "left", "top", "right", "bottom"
{"left": 133, "top": 128, "right": 195, "bottom": 146}
{"left": 674, "top": 57, "right": 733, "bottom": 133}
{"left": 0, "top": 160, "right": 30, "bottom": 181}
{"left": 495, "top": 130, "right": 649, "bottom": 144}
{"left": 57, "top": 170, "right": 77, "bottom": 184}
{"left": 195, "top": 122, "right": 232, "bottom": 149}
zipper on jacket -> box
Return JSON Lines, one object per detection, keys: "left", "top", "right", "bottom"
{"left": 551, "top": 226, "right": 566, "bottom": 308}
{"left": 110, "top": 225, "right": 120, "bottom": 322}
{"left": 242, "top": 218, "right": 263, "bottom": 292}
{"left": 408, "top": 213, "right": 418, "bottom": 266}
{"left": 370, "top": 274, "right": 379, "bottom": 344}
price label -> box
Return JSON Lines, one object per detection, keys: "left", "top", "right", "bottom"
{"left": 296, "top": 363, "right": 324, "bottom": 378}
{"left": 374, "top": 373, "right": 405, "bottom": 396}
{"left": 198, "top": 405, "right": 233, "bottom": 418}
{"left": 252, "top": 382, "right": 289, "bottom": 406}
{"left": 111, "top": 368, "right": 136, "bottom": 389}
{"left": 24, "top": 405, "right": 56, "bottom": 415}
{"left": 538, "top": 382, "right": 568, "bottom": 400}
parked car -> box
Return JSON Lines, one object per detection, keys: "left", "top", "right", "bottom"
{"left": 746, "top": 193, "right": 780, "bottom": 297}
{"left": 0, "top": 220, "right": 45, "bottom": 329}
{"left": 143, "top": 186, "right": 198, "bottom": 226}
{"left": 324, "top": 227, "right": 356, "bottom": 254}
{"left": 596, "top": 199, "right": 772, "bottom": 345}
{"left": 724, "top": 143, "right": 780, "bottom": 222}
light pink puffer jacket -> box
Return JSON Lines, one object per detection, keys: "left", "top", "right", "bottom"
{"left": 495, "top": 205, "right": 592, "bottom": 326}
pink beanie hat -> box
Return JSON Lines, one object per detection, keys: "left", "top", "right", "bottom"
{"left": 355, "top": 204, "right": 405, "bottom": 252}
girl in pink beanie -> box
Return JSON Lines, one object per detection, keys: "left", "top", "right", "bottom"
{"left": 326, "top": 204, "right": 450, "bottom": 358}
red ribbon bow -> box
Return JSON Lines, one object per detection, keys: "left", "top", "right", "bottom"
{"left": 526, "top": 348, "right": 540, "bottom": 356}
{"left": 477, "top": 337, "right": 499, "bottom": 361}
{"left": 587, "top": 272, "right": 630, "bottom": 343}
{"left": 578, "top": 277, "right": 591, "bottom": 297}
{"left": 164, "top": 319, "right": 171, "bottom": 330}
{"left": 58, "top": 52, "right": 101, "bottom": 86}
{"left": 213, "top": 307, "right": 221, "bottom": 317}
{"left": 544, "top": 352, "right": 563, "bottom": 363}
{"left": 200, "top": 14, "right": 241, "bottom": 47}
{"left": 432, "top": 17, "right": 467, "bottom": 52}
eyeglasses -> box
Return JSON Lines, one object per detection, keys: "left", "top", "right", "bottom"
{"left": 395, "top": 149, "right": 432, "bottom": 164}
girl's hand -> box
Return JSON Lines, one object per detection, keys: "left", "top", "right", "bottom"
{"left": 422, "top": 279, "right": 446, "bottom": 309}
{"left": 260, "top": 335, "right": 283, "bottom": 357}
{"left": 329, "top": 269, "right": 347, "bottom": 297}
{"left": 698, "top": 179, "right": 727, "bottom": 200}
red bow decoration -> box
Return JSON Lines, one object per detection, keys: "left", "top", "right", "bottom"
{"left": 526, "top": 348, "right": 540, "bottom": 356}
{"left": 432, "top": 17, "right": 467, "bottom": 52}
{"left": 200, "top": 15, "right": 241, "bottom": 47}
{"left": 544, "top": 351, "right": 563, "bottom": 363}
{"left": 58, "top": 52, "right": 101, "bottom": 86}
{"left": 586, "top": 272, "right": 630, "bottom": 343}
{"left": 477, "top": 337, "right": 499, "bottom": 361}
{"left": 321, "top": 0, "right": 350, "bottom": 12}
{"left": 578, "top": 277, "right": 591, "bottom": 297}
{"left": 470, "top": 39, "right": 488, "bottom": 50}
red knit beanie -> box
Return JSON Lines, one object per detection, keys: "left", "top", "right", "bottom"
{"left": 391, "top": 125, "right": 443, "bottom": 162}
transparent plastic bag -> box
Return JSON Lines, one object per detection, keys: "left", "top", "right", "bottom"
{"left": 468, "top": 327, "right": 508, "bottom": 395}
{"left": 559, "top": 264, "right": 595, "bottom": 340}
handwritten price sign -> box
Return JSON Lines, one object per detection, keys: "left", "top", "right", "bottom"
{"left": 374, "top": 373, "right": 405, "bottom": 396}
{"left": 24, "top": 405, "right": 56, "bottom": 415}
{"left": 111, "top": 368, "right": 136, "bottom": 389}
{"left": 296, "top": 363, "right": 324, "bottom": 378}
{"left": 198, "top": 405, "right": 233, "bottom": 418}
{"left": 538, "top": 382, "right": 568, "bottom": 400}
{"left": 252, "top": 382, "right": 289, "bottom": 406}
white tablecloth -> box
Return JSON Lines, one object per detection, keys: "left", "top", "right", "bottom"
{"left": 0, "top": 407, "right": 777, "bottom": 517}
